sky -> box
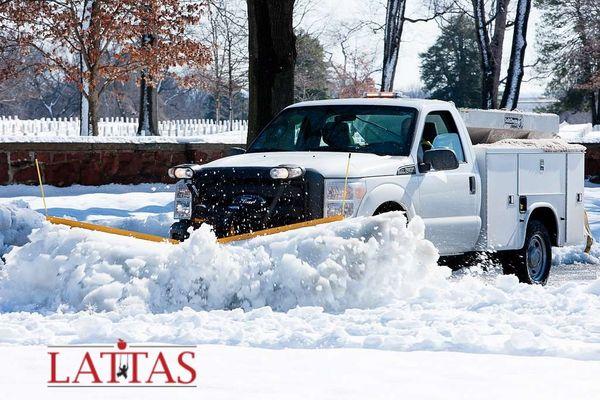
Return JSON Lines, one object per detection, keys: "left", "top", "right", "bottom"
{"left": 305, "top": 0, "right": 545, "bottom": 97}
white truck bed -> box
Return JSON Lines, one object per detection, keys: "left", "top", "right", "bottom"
{"left": 473, "top": 139, "right": 586, "bottom": 251}
{"left": 461, "top": 109, "right": 559, "bottom": 144}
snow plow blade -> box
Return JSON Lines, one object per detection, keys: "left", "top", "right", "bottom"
{"left": 46, "top": 215, "right": 345, "bottom": 245}
{"left": 217, "top": 215, "right": 344, "bottom": 244}
{"left": 38, "top": 158, "right": 345, "bottom": 246}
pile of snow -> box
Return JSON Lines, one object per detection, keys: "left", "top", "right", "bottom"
{"left": 0, "top": 212, "right": 446, "bottom": 314}
{"left": 558, "top": 122, "right": 600, "bottom": 144}
{"left": 0, "top": 201, "right": 44, "bottom": 258}
{"left": 475, "top": 138, "right": 586, "bottom": 152}
{"left": 1, "top": 207, "right": 600, "bottom": 360}
{"left": 1, "top": 184, "right": 600, "bottom": 361}
{"left": 0, "top": 183, "right": 176, "bottom": 238}
{"left": 2, "top": 269, "right": 600, "bottom": 360}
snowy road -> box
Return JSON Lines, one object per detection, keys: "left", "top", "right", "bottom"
{"left": 1, "top": 183, "right": 600, "bottom": 398}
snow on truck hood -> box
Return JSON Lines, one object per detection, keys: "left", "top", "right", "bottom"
{"left": 203, "top": 152, "right": 411, "bottom": 178}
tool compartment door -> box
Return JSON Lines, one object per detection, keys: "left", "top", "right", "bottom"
{"left": 518, "top": 152, "right": 566, "bottom": 245}
{"left": 566, "top": 152, "right": 585, "bottom": 245}
{"left": 518, "top": 153, "right": 566, "bottom": 195}
{"left": 486, "top": 153, "right": 519, "bottom": 249}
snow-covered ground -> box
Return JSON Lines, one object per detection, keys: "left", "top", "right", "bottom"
{"left": 1, "top": 183, "right": 599, "bottom": 398}
{"left": 0, "top": 131, "right": 247, "bottom": 144}
{"left": 3, "top": 346, "right": 599, "bottom": 400}
{"left": 558, "top": 122, "right": 600, "bottom": 144}
{"left": 0, "top": 116, "right": 248, "bottom": 143}
{"left": 0, "top": 183, "right": 176, "bottom": 241}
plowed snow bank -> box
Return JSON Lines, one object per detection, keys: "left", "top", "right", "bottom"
{"left": 0, "top": 212, "right": 446, "bottom": 313}
{"left": 0, "top": 201, "right": 44, "bottom": 258}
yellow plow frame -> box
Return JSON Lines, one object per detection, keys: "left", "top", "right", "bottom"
{"left": 35, "top": 159, "right": 347, "bottom": 245}
{"left": 46, "top": 215, "right": 343, "bottom": 245}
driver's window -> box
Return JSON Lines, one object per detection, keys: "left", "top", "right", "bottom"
{"left": 255, "top": 119, "right": 296, "bottom": 149}
{"left": 419, "top": 111, "right": 465, "bottom": 162}
{"left": 319, "top": 117, "right": 355, "bottom": 149}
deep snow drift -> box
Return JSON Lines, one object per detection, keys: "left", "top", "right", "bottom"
{"left": 0, "top": 212, "right": 445, "bottom": 314}
{"left": 0, "top": 200, "right": 44, "bottom": 258}
{"left": 1, "top": 185, "right": 600, "bottom": 362}
{"left": 0, "top": 183, "right": 175, "bottom": 238}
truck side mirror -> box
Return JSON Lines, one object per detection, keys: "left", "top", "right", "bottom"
{"left": 227, "top": 146, "right": 246, "bottom": 156}
{"left": 423, "top": 148, "right": 459, "bottom": 171}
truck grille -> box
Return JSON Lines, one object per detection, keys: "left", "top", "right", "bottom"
{"left": 191, "top": 167, "right": 324, "bottom": 238}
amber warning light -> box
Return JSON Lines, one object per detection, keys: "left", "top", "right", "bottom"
{"left": 363, "top": 92, "right": 404, "bottom": 99}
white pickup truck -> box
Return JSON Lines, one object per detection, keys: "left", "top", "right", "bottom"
{"left": 168, "top": 97, "right": 586, "bottom": 285}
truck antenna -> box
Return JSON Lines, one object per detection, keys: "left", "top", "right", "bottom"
{"left": 341, "top": 153, "right": 352, "bottom": 217}
{"left": 35, "top": 159, "right": 48, "bottom": 217}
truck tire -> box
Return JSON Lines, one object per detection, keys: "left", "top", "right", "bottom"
{"left": 169, "top": 220, "right": 192, "bottom": 242}
{"left": 500, "top": 219, "right": 552, "bottom": 285}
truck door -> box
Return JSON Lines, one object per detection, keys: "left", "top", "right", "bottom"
{"left": 415, "top": 111, "right": 482, "bottom": 255}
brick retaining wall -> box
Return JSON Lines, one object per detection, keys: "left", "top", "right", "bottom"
{"left": 0, "top": 142, "right": 244, "bottom": 186}
{"left": 1, "top": 142, "right": 599, "bottom": 187}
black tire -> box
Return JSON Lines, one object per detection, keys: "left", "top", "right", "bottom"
{"left": 439, "top": 254, "right": 473, "bottom": 271}
{"left": 169, "top": 220, "right": 192, "bottom": 241}
{"left": 500, "top": 219, "right": 552, "bottom": 285}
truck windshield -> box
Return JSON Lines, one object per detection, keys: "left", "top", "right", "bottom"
{"left": 247, "top": 105, "right": 418, "bottom": 156}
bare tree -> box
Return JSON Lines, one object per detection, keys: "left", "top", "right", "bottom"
{"left": 489, "top": 0, "right": 510, "bottom": 108}
{"left": 372, "top": 0, "right": 450, "bottom": 92}
{"left": 201, "top": 0, "right": 248, "bottom": 127}
{"left": 327, "top": 22, "right": 379, "bottom": 98}
{"left": 468, "top": 0, "right": 510, "bottom": 109}
{"left": 381, "top": 0, "right": 407, "bottom": 92}
{"left": 220, "top": 1, "right": 248, "bottom": 130}
{"left": 500, "top": 0, "right": 532, "bottom": 110}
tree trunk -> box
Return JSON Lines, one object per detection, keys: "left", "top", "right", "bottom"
{"left": 592, "top": 90, "right": 600, "bottom": 126}
{"left": 88, "top": 90, "right": 99, "bottom": 136}
{"left": 137, "top": 69, "right": 159, "bottom": 136}
{"left": 79, "top": 0, "right": 94, "bottom": 136}
{"left": 228, "top": 42, "right": 234, "bottom": 131}
{"left": 490, "top": 0, "right": 510, "bottom": 108}
{"left": 471, "top": 0, "right": 496, "bottom": 109}
{"left": 136, "top": 30, "right": 158, "bottom": 136}
{"left": 215, "top": 93, "right": 221, "bottom": 122}
{"left": 80, "top": 90, "right": 92, "bottom": 136}
{"left": 381, "top": 0, "right": 406, "bottom": 92}
{"left": 500, "top": 0, "right": 532, "bottom": 110}
{"left": 246, "top": 0, "right": 296, "bottom": 146}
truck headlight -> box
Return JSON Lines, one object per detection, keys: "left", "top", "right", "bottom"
{"left": 324, "top": 180, "right": 366, "bottom": 217}
{"left": 174, "top": 182, "right": 192, "bottom": 219}
{"left": 270, "top": 165, "right": 304, "bottom": 180}
{"left": 168, "top": 167, "right": 194, "bottom": 179}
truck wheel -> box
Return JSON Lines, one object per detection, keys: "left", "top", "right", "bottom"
{"left": 501, "top": 220, "right": 552, "bottom": 285}
{"left": 169, "top": 221, "right": 191, "bottom": 242}
{"left": 439, "top": 253, "right": 475, "bottom": 271}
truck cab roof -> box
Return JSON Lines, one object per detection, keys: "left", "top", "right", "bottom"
{"left": 287, "top": 98, "right": 454, "bottom": 113}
